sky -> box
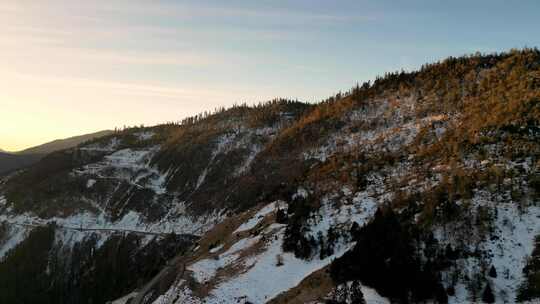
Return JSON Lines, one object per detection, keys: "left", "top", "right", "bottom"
{"left": 1, "top": 0, "right": 539, "bottom": 151}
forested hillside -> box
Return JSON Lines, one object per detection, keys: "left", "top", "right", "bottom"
{"left": 0, "top": 49, "right": 539, "bottom": 304}
{"left": 0, "top": 152, "right": 42, "bottom": 175}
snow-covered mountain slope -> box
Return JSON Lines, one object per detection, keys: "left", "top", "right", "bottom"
{"left": 1, "top": 50, "right": 540, "bottom": 304}
{"left": 0, "top": 100, "right": 310, "bottom": 303}
{"left": 149, "top": 190, "right": 382, "bottom": 304}
{"left": 435, "top": 194, "right": 540, "bottom": 303}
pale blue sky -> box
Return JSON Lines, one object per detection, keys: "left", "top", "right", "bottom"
{"left": 1, "top": 0, "right": 539, "bottom": 150}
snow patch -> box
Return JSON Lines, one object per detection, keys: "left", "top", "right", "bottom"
{"left": 209, "top": 244, "right": 223, "bottom": 254}
{"left": 292, "top": 187, "right": 308, "bottom": 200}
{"left": 74, "top": 146, "right": 169, "bottom": 195}
{"left": 435, "top": 192, "right": 540, "bottom": 303}
{"left": 135, "top": 131, "right": 155, "bottom": 141}
{"left": 86, "top": 179, "right": 96, "bottom": 188}
{"left": 0, "top": 204, "right": 222, "bottom": 237}
{"left": 0, "top": 224, "right": 29, "bottom": 260}
{"left": 227, "top": 236, "right": 261, "bottom": 255}
{"left": 307, "top": 191, "right": 378, "bottom": 239}
{"left": 361, "top": 285, "right": 391, "bottom": 304}
{"left": 206, "top": 227, "right": 351, "bottom": 304}
{"left": 234, "top": 201, "right": 285, "bottom": 233}
{"left": 190, "top": 235, "right": 262, "bottom": 284}
{"left": 189, "top": 253, "right": 240, "bottom": 283}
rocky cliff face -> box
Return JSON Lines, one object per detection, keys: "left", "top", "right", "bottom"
{"left": 1, "top": 49, "right": 539, "bottom": 304}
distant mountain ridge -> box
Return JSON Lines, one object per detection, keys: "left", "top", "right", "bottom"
{"left": 16, "top": 130, "right": 114, "bottom": 155}
{"left": 0, "top": 130, "right": 113, "bottom": 175}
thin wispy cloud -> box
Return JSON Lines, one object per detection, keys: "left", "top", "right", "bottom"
{"left": 161, "top": 4, "right": 379, "bottom": 23}
{"left": 61, "top": 1, "right": 378, "bottom": 24}
{"left": 12, "top": 73, "right": 260, "bottom": 101}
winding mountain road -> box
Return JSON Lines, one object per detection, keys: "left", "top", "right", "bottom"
{"left": 2, "top": 217, "right": 196, "bottom": 304}
{"left": 2, "top": 219, "right": 183, "bottom": 237}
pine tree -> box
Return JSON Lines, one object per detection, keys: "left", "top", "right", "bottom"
{"left": 482, "top": 283, "right": 495, "bottom": 303}
{"left": 326, "top": 227, "right": 337, "bottom": 257}
{"left": 276, "top": 254, "right": 284, "bottom": 267}
{"left": 318, "top": 231, "right": 327, "bottom": 259}
{"left": 349, "top": 281, "right": 366, "bottom": 304}
{"left": 489, "top": 265, "right": 497, "bottom": 278}
{"left": 333, "top": 285, "right": 347, "bottom": 303}
{"left": 276, "top": 208, "right": 288, "bottom": 224}
{"left": 434, "top": 283, "right": 448, "bottom": 304}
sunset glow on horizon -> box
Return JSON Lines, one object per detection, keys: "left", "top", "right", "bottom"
{"left": 1, "top": 0, "right": 539, "bottom": 151}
